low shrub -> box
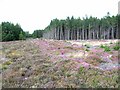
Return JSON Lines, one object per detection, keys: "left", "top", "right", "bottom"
{"left": 2, "top": 65, "right": 8, "bottom": 70}
{"left": 84, "top": 44, "right": 90, "bottom": 48}
{"left": 100, "top": 44, "right": 105, "bottom": 48}
{"left": 85, "top": 49, "right": 90, "bottom": 52}
{"left": 110, "top": 41, "right": 113, "bottom": 44}
{"left": 104, "top": 46, "right": 111, "bottom": 52}
{"left": 113, "top": 42, "right": 120, "bottom": 50}
{"left": 113, "top": 45, "right": 120, "bottom": 51}
{"left": 100, "top": 44, "right": 111, "bottom": 52}
{"left": 3, "top": 60, "right": 12, "bottom": 65}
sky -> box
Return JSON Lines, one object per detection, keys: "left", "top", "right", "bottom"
{"left": 0, "top": 0, "right": 119, "bottom": 34}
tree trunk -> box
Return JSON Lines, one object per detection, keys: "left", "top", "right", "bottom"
{"left": 93, "top": 29, "right": 95, "bottom": 39}
{"left": 97, "top": 29, "right": 99, "bottom": 40}
{"left": 99, "top": 26, "right": 101, "bottom": 40}
{"left": 107, "top": 28, "right": 110, "bottom": 39}
{"left": 85, "top": 29, "right": 87, "bottom": 40}
{"left": 77, "top": 28, "right": 79, "bottom": 40}
{"left": 55, "top": 28, "right": 56, "bottom": 40}
{"left": 67, "top": 29, "right": 69, "bottom": 40}
{"left": 82, "top": 26, "right": 84, "bottom": 40}
{"left": 116, "top": 26, "right": 118, "bottom": 39}
{"left": 111, "top": 27, "right": 114, "bottom": 39}
{"left": 104, "top": 29, "right": 105, "bottom": 39}
{"left": 79, "top": 29, "right": 81, "bottom": 40}
{"left": 88, "top": 24, "right": 91, "bottom": 40}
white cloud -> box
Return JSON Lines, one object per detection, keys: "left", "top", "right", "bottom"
{"left": 0, "top": 0, "right": 119, "bottom": 34}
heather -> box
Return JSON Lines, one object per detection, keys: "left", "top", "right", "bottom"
{"left": 1, "top": 39, "right": 119, "bottom": 88}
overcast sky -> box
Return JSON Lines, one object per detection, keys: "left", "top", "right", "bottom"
{"left": 0, "top": 0, "right": 119, "bottom": 34}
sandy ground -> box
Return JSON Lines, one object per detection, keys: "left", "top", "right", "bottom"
{"left": 67, "top": 39, "right": 119, "bottom": 46}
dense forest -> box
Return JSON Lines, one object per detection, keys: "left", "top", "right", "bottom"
{"left": 43, "top": 13, "right": 120, "bottom": 40}
{"left": 1, "top": 22, "right": 26, "bottom": 41}
{"left": 1, "top": 13, "right": 120, "bottom": 42}
{"left": 0, "top": 22, "right": 43, "bottom": 41}
{"left": 32, "top": 30, "right": 43, "bottom": 39}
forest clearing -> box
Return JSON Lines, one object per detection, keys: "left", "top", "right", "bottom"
{"left": 1, "top": 39, "right": 119, "bottom": 88}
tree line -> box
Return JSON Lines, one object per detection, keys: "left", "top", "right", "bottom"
{"left": 43, "top": 13, "right": 120, "bottom": 40}
{"left": 1, "top": 13, "right": 120, "bottom": 42}
{"left": 1, "top": 22, "right": 26, "bottom": 41}
{"left": 1, "top": 22, "right": 43, "bottom": 42}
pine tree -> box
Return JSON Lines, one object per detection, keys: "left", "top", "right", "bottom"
{"left": 19, "top": 31, "right": 26, "bottom": 40}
